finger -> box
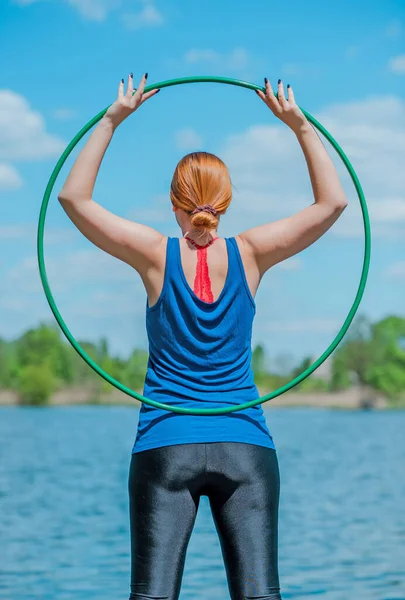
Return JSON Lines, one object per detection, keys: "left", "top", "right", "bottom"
{"left": 264, "top": 77, "right": 274, "bottom": 99}
{"left": 277, "top": 79, "right": 288, "bottom": 109}
{"left": 255, "top": 88, "right": 267, "bottom": 102}
{"left": 140, "top": 88, "right": 160, "bottom": 103}
{"left": 118, "top": 78, "right": 125, "bottom": 99}
{"left": 135, "top": 72, "right": 148, "bottom": 98}
{"left": 261, "top": 78, "right": 282, "bottom": 113}
{"left": 126, "top": 72, "right": 134, "bottom": 97}
{"left": 286, "top": 83, "right": 296, "bottom": 105}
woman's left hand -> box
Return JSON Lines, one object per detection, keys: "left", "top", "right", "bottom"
{"left": 255, "top": 78, "right": 308, "bottom": 134}
{"left": 104, "top": 72, "right": 159, "bottom": 129}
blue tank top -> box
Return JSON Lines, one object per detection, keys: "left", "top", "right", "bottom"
{"left": 132, "top": 236, "right": 275, "bottom": 454}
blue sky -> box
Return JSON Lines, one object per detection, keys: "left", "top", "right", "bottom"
{"left": 0, "top": 0, "right": 404, "bottom": 371}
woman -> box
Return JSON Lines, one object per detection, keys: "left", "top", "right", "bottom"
{"left": 58, "top": 72, "right": 348, "bottom": 600}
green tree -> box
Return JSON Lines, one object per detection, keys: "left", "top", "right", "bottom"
{"left": 367, "top": 316, "right": 405, "bottom": 399}
{"left": 17, "top": 362, "right": 56, "bottom": 405}
{"left": 96, "top": 336, "right": 109, "bottom": 363}
{"left": 0, "top": 339, "right": 19, "bottom": 388}
{"left": 125, "top": 349, "right": 149, "bottom": 390}
{"left": 330, "top": 351, "right": 351, "bottom": 391}
{"left": 330, "top": 315, "right": 405, "bottom": 400}
{"left": 290, "top": 356, "right": 312, "bottom": 379}
{"left": 15, "top": 322, "right": 75, "bottom": 385}
{"left": 69, "top": 339, "right": 100, "bottom": 383}
{"left": 252, "top": 345, "right": 266, "bottom": 375}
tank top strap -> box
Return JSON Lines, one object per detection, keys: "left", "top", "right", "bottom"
{"left": 227, "top": 237, "right": 256, "bottom": 309}
{"left": 164, "top": 237, "right": 178, "bottom": 280}
{"left": 224, "top": 236, "right": 239, "bottom": 280}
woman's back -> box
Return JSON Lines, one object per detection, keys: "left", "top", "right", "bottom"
{"left": 132, "top": 236, "right": 275, "bottom": 454}
{"left": 177, "top": 235, "right": 236, "bottom": 303}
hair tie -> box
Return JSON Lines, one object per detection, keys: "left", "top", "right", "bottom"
{"left": 191, "top": 204, "right": 218, "bottom": 217}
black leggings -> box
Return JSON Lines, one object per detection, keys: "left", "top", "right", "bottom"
{"left": 128, "top": 442, "right": 282, "bottom": 600}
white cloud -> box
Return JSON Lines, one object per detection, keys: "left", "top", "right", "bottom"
{"left": 66, "top": 0, "right": 119, "bottom": 21}
{"left": 369, "top": 197, "right": 405, "bottom": 222}
{"left": 12, "top": 0, "right": 117, "bottom": 20}
{"left": 127, "top": 194, "right": 180, "bottom": 237}
{"left": 386, "top": 262, "right": 405, "bottom": 280}
{"left": 385, "top": 20, "right": 402, "bottom": 38}
{"left": 0, "top": 90, "right": 65, "bottom": 161}
{"left": 0, "top": 163, "right": 23, "bottom": 190}
{"left": 281, "top": 63, "right": 301, "bottom": 75}
{"left": 274, "top": 257, "right": 302, "bottom": 271}
{"left": 388, "top": 55, "right": 405, "bottom": 74}
{"left": 185, "top": 47, "right": 250, "bottom": 72}
{"left": 12, "top": 0, "right": 42, "bottom": 4}
{"left": 122, "top": 0, "right": 164, "bottom": 29}
{"left": 13, "top": 0, "right": 164, "bottom": 25}
{"left": 7, "top": 249, "right": 138, "bottom": 294}
{"left": 0, "top": 224, "right": 78, "bottom": 244}
{"left": 218, "top": 95, "right": 405, "bottom": 239}
{"left": 185, "top": 49, "right": 219, "bottom": 64}
{"left": 69, "top": 290, "right": 144, "bottom": 318}
{"left": 174, "top": 128, "right": 203, "bottom": 151}
{"left": 52, "top": 108, "right": 77, "bottom": 120}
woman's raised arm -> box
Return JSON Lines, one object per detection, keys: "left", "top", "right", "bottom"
{"left": 239, "top": 79, "right": 348, "bottom": 277}
{"left": 58, "top": 73, "right": 164, "bottom": 275}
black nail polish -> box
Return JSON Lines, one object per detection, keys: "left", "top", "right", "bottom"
{"left": 156, "top": 89, "right": 161, "bottom": 93}
{"left": 264, "top": 77, "right": 268, "bottom": 84}
{"left": 130, "top": 72, "right": 133, "bottom": 78}
{"left": 287, "top": 84, "right": 290, "bottom": 88}
{"left": 121, "top": 78, "right": 124, "bottom": 83}
{"left": 278, "top": 79, "right": 281, "bottom": 84}
{"left": 145, "top": 72, "right": 148, "bottom": 79}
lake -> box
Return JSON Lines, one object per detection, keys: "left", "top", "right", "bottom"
{"left": 0, "top": 406, "right": 404, "bottom": 600}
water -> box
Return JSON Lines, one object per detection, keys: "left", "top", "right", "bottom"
{"left": 0, "top": 406, "right": 404, "bottom": 600}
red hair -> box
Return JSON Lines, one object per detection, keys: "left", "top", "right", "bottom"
{"left": 170, "top": 152, "right": 232, "bottom": 234}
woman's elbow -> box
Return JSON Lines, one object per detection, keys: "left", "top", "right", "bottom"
{"left": 58, "top": 190, "right": 89, "bottom": 205}
{"left": 58, "top": 189, "right": 73, "bottom": 204}
{"left": 333, "top": 196, "right": 348, "bottom": 213}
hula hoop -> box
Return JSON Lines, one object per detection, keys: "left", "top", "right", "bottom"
{"left": 37, "top": 76, "right": 371, "bottom": 415}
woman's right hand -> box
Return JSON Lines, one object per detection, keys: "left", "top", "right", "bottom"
{"left": 103, "top": 72, "right": 159, "bottom": 129}
{"left": 255, "top": 78, "right": 308, "bottom": 133}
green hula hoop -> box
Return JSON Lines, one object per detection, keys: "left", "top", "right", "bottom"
{"left": 37, "top": 76, "right": 371, "bottom": 415}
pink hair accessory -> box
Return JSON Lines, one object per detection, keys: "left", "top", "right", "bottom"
{"left": 191, "top": 204, "right": 218, "bottom": 217}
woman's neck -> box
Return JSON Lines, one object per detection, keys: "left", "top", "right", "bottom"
{"left": 181, "top": 228, "right": 218, "bottom": 246}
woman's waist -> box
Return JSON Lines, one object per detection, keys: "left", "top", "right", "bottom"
{"left": 147, "top": 336, "right": 253, "bottom": 369}
{"left": 146, "top": 354, "right": 254, "bottom": 386}
{"left": 144, "top": 367, "right": 257, "bottom": 400}
{"left": 142, "top": 378, "right": 261, "bottom": 411}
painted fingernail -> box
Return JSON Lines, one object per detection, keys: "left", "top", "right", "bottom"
{"left": 287, "top": 84, "right": 291, "bottom": 88}
{"left": 156, "top": 89, "right": 161, "bottom": 93}
{"left": 278, "top": 79, "right": 281, "bottom": 84}
{"left": 264, "top": 77, "right": 268, "bottom": 84}
{"left": 121, "top": 78, "right": 124, "bottom": 83}
{"left": 145, "top": 72, "right": 148, "bottom": 79}
{"left": 130, "top": 72, "right": 133, "bottom": 78}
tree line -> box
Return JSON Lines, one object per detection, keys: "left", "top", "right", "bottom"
{"left": 0, "top": 315, "right": 404, "bottom": 405}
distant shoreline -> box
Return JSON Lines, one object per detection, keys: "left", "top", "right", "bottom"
{"left": 0, "top": 386, "right": 394, "bottom": 409}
